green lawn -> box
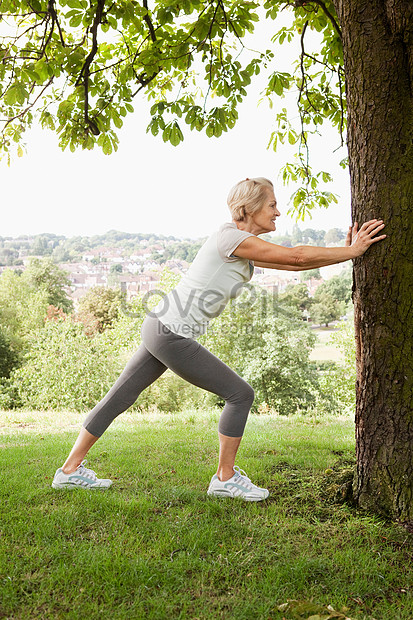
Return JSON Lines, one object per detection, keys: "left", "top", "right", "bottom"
{"left": 1, "top": 409, "right": 412, "bottom": 619}
{"left": 309, "top": 327, "right": 343, "bottom": 363}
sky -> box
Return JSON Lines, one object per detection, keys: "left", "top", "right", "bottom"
{"left": 1, "top": 14, "right": 352, "bottom": 241}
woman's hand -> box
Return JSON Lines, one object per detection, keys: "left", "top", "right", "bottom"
{"left": 345, "top": 219, "right": 386, "bottom": 257}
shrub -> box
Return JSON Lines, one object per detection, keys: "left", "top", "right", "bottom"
{"left": 8, "top": 320, "right": 117, "bottom": 410}
{"left": 319, "top": 319, "right": 356, "bottom": 414}
{"left": 0, "top": 327, "right": 19, "bottom": 378}
{"left": 76, "top": 286, "right": 122, "bottom": 336}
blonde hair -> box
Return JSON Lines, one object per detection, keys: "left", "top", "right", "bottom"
{"left": 227, "top": 177, "right": 274, "bottom": 221}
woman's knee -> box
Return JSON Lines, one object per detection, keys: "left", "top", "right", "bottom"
{"left": 230, "top": 380, "right": 254, "bottom": 407}
{"left": 244, "top": 383, "right": 255, "bottom": 406}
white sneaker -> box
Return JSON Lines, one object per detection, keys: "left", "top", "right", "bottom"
{"left": 52, "top": 460, "right": 112, "bottom": 490}
{"left": 207, "top": 466, "right": 269, "bottom": 502}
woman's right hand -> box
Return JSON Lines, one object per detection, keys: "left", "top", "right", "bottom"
{"left": 347, "top": 220, "right": 386, "bottom": 257}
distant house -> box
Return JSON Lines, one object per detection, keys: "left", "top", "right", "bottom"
{"left": 254, "top": 270, "right": 301, "bottom": 294}
{"left": 69, "top": 273, "right": 88, "bottom": 287}
{"left": 117, "top": 273, "right": 161, "bottom": 299}
{"left": 124, "top": 262, "right": 141, "bottom": 274}
{"left": 85, "top": 275, "right": 107, "bottom": 287}
{"left": 165, "top": 259, "right": 189, "bottom": 273}
{"left": 130, "top": 250, "right": 149, "bottom": 260}
{"left": 142, "top": 260, "right": 160, "bottom": 271}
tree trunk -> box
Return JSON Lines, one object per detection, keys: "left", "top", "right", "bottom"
{"left": 333, "top": 0, "right": 413, "bottom": 521}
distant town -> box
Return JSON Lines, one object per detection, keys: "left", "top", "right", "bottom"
{"left": 0, "top": 226, "right": 349, "bottom": 305}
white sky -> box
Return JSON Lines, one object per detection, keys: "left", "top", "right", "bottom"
{"left": 1, "top": 13, "right": 352, "bottom": 241}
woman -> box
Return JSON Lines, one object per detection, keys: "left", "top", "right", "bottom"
{"left": 52, "top": 177, "right": 386, "bottom": 501}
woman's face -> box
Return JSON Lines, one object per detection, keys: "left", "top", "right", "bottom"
{"left": 250, "top": 189, "right": 280, "bottom": 234}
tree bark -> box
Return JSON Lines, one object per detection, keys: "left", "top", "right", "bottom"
{"left": 333, "top": 0, "right": 413, "bottom": 521}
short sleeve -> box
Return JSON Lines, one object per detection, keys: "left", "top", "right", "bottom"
{"left": 216, "top": 222, "right": 255, "bottom": 262}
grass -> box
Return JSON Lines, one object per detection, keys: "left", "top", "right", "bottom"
{"left": 309, "top": 327, "right": 343, "bottom": 363}
{"left": 0, "top": 409, "right": 412, "bottom": 620}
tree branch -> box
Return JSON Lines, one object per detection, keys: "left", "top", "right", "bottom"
{"left": 131, "top": 70, "right": 159, "bottom": 97}
{"left": 76, "top": 0, "right": 106, "bottom": 135}
{"left": 311, "top": 0, "right": 341, "bottom": 38}
{"left": 298, "top": 20, "right": 311, "bottom": 177}
{"left": 47, "top": 0, "right": 66, "bottom": 47}
{"left": 298, "top": 20, "right": 309, "bottom": 105}
{"left": 143, "top": 0, "right": 157, "bottom": 42}
{"left": 43, "top": 11, "right": 55, "bottom": 56}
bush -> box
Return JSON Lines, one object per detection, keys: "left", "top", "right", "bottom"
{"left": 240, "top": 314, "right": 323, "bottom": 414}
{"left": 7, "top": 320, "right": 118, "bottom": 410}
{"left": 319, "top": 319, "right": 356, "bottom": 414}
{"left": 2, "top": 302, "right": 150, "bottom": 412}
{"left": 135, "top": 370, "right": 211, "bottom": 413}
{"left": 76, "top": 286, "right": 122, "bottom": 336}
{"left": 0, "top": 327, "right": 19, "bottom": 378}
{"left": 0, "top": 268, "right": 50, "bottom": 353}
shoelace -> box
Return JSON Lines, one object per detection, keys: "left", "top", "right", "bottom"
{"left": 77, "top": 460, "right": 97, "bottom": 480}
{"left": 233, "top": 466, "right": 251, "bottom": 483}
{"left": 233, "top": 466, "right": 264, "bottom": 492}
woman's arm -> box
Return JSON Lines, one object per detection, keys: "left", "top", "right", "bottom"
{"left": 253, "top": 260, "right": 303, "bottom": 271}
{"left": 234, "top": 220, "right": 386, "bottom": 270}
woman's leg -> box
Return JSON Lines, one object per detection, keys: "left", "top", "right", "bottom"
{"left": 59, "top": 342, "right": 167, "bottom": 473}
{"left": 83, "top": 343, "right": 167, "bottom": 437}
{"left": 217, "top": 434, "right": 242, "bottom": 481}
{"left": 142, "top": 317, "right": 255, "bottom": 480}
{"left": 61, "top": 428, "right": 101, "bottom": 473}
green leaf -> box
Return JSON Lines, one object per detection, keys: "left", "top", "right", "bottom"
{"left": 69, "top": 13, "right": 83, "bottom": 27}
{"left": 339, "top": 157, "right": 349, "bottom": 169}
{"left": 3, "top": 86, "right": 18, "bottom": 106}
{"left": 162, "top": 124, "right": 172, "bottom": 143}
{"left": 4, "top": 82, "right": 28, "bottom": 106}
{"left": 205, "top": 124, "right": 214, "bottom": 138}
{"left": 169, "top": 121, "right": 183, "bottom": 146}
{"left": 21, "top": 67, "right": 40, "bottom": 82}
{"left": 104, "top": 135, "right": 113, "bottom": 155}
{"left": 146, "top": 118, "right": 156, "bottom": 136}
{"left": 111, "top": 112, "right": 123, "bottom": 129}
{"left": 34, "top": 59, "right": 50, "bottom": 82}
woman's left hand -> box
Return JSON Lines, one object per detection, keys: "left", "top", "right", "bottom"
{"left": 346, "top": 219, "right": 386, "bottom": 256}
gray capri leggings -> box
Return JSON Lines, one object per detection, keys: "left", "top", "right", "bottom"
{"left": 83, "top": 315, "right": 254, "bottom": 438}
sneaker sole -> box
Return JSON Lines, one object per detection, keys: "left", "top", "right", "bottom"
{"left": 207, "top": 489, "right": 269, "bottom": 502}
{"left": 51, "top": 482, "right": 112, "bottom": 490}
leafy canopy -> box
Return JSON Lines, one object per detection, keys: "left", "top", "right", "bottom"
{"left": 1, "top": 0, "right": 344, "bottom": 216}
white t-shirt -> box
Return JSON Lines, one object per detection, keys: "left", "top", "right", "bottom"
{"left": 155, "top": 222, "right": 255, "bottom": 338}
